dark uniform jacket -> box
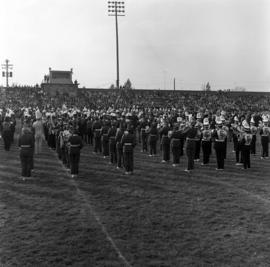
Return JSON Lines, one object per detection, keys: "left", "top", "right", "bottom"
{"left": 68, "top": 134, "right": 83, "bottom": 154}
{"left": 18, "top": 132, "right": 34, "bottom": 155}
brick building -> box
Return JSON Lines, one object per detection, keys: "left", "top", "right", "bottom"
{"left": 41, "top": 68, "right": 78, "bottom": 96}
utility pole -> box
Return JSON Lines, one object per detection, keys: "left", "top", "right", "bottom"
{"left": 174, "top": 78, "right": 176, "bottom": 91}
{"left": 108, "top": 1, "right": 125, "bottom": 89}
{"left": 1, "top": 59, "right": 13, "bottom": 88}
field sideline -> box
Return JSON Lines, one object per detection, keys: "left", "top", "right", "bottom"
{"left": 1, "top": 125, "right": 270, "bottom": 266}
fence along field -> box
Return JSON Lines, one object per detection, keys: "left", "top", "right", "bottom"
{"left": 1, "top": 122, "right": 270, "bottom": 266}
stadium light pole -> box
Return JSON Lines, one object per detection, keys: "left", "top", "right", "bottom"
{"left": 108, "top": 1, "right": 125, "bottom": 89}
{"left": 1, "top": 59, "right": 13, "bottom": 88}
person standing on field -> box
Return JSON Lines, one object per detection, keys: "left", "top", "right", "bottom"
{"left": 32, "top": 110, "right": 45, "bottom": 154}
{"left": 212, "top": 117, "right": 228, "bottom": 170}
{"left": 259, "top": 115, "right": 270, "bottom": 159}
{"left": 183, "top": 118, "right": 198, "bottom": 173}
{"left": 2, "top": 115, "right": 12, "bottom": 151}
{"left": 240, "top": 120, "right": 252, "bottom": 169}
{"left": 18, "top": 127, "right": 35, "bottom": 180}
{"left": 68, "top": 127, "right": 83, "bottom": 178}
{"left": 121, "top": 124, "right": 136, "bottom": 175}
{"left": 201, "top": 118, "right": 212, "bottom": 165}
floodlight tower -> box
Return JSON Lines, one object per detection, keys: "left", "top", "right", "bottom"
{"left": 108, "top": 1, "right": 125, "bottom": 89}
{"left": 1, "top": 59, "right": 13, "bottom": 88}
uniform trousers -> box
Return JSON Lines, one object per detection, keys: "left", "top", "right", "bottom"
{"left": 149, "top": 137, "right": 157, "bottom": 155}
{"left": 64, "top": 146, "right": 70, "bottom": 168}
{"left": 61, "top": 146, "right": 67, "bottom": 165}
{"left": 180, "top": 138, "right": 185, "bottom": 156}
{"left": 69, "top": 152, "right": 80, "bottom": 175}
{"left": 214, "top": 141, "right": 226, "bottom": 169}
{"left": 87, "top": 130, "right": 93, "bottom": 145}
{"left": 162, "top": 141, "right": 170, "bottom": 161}
{"left": 186, "top": 140, "right": 196, "bottom": 170}
{"left": 201, "top": 140, "right": 211, "bottom": 164}
{"left": 123, "top": 145, "right": 134, "bottom": 172}
{"left": 141, "top": 133, "right": 148, "bottom": 151}
{"left": 172, "top": 147, "right": 180, "bottom": 164}
{"left": 109, "top": 139, "right": 117, "bottom": 164}
{"left": 116, "top": 142, "right": 123, "bottom": 168}
{"left": 138, "top": 128, "right": 141, "bottom": 143}
{"left": 35, "top": 135, "right": 43, "bottom": 154}
{"left": 3, "top": 131, "right": 12, "bottom": 151}
{"left": 261, "top": 136, "right": 269, "bottom": 157}
{"left": 30, "top": 148, "right": 34, "bottom": 170}
{"left": 250, "top": 135, "right": 256, "bottom": 155}
{"left": 48, "top": 133, "right": 56, "bottom": 149}
{"left": 242, "top": 145, "right": 251, "bottom": 169}
{"left": 232, "top": 134, "right": 238, "bottom": 152}
{"left": 235, "top": 141, "right": 241, "bottom": 163}
{"left": 224, "top": 138, "right": 227, "bottom": 159}
{"left": 94, "top": 137, "right": 102, "bottom": 153}
{"left": 194, "top": 140, "right": 201, "bottom": 160}
{"left": 20, "top": 148, "right": 32, "bottom": 177}
{"left": 102, "top": 139, "right": 109, "bottom": 157}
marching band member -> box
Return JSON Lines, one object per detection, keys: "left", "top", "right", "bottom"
{"left": 116, "top": 123, "right": 125, "bottom": 169}
{"left": 121, "top": 124, "right": 136, "bottom": 175}
{"left": 179, "top": 119, "right": 186, "bottom": 156}
{"left": 231, "top": 116, "right": 240, "bottom": 153}
{"left": 32, "top": 109, "right": 45, "bottom": 154}
{"left": 159, "top": 121, "right": 170, "bottom": 163}
{"left": 93, "top": 116, "right": 102, "bottom": 154}
{"left": 18, "top": 127, "right": 35, "bottom": 179}
{"left": 240, "top": 120, "right": 252, "bottom": 169}
{"left": 212, "top": 116, "right": 228, "bottom": 170}
{"left": 86, "top": 116, "right": 93, "bottom": 145}
{"left": 259, "top": 115, "right": 270, "bottom": 159}
{"left": 147, "top": 122, "right": 158, "bottom": 157}
{"left": 221, "top": 115, "right": 229, "bottom": 159}
{"left": 235, "top": 125, "right": 244, "bottom": 166}
{"left": 101, "top": 119, "right": 110, "bottom": 158}
{"left": 183, "top": 117, "right": 198, "bottom": 173}
{"left": 250, "top": 117, "right": 257, "bottom": 155}
{"left": 2, "top": 115, "right": 12, "bottom": 151}
{"left": 67, "top": 127, "right": 83, "bottom": 178}
{"left": 201, "top": 118, "right": 212, "bottom": 165}
{"left": 108, "top": 120, "right": 118, "bottom": 164}
{"left": 170, "top": 123, "right": 182, "bottom": 167}
{"left": 194, "top": 113, "right": 203, "bottom": 162}
{"left": 47, "top": 113, "right": 56, "bottom": 150}
{"left": 231, "top": 116, "right": 243, "bottom": 165}
{"left": 139, "top": 117, "right": 148, "bottom": 152}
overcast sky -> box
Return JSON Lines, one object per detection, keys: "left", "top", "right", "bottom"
{"left": 1, "top": 0, "right": 269, "bottom": 91}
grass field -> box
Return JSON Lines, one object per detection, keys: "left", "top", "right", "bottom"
{"left": 1, "top": 125, "right": 270, "bottom": 266}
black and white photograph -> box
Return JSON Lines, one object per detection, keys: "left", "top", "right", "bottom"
{"left": 0, "top": 0, "right": 270, "bottom": 266}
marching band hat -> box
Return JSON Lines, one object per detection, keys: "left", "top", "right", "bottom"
{"left": 177, "top": 117, "right": 182, "bottom": 122}
{"left": 262, "top": 115, "right": 268, "bottom": 123}
{"left": 203, "top": 118, "right": 209, "bottom": 125}
{"left": 215, "top": 116, "right": 222, "bottom": 125}
{"left": 35, "top": 110, "right": 42, "bottom": 120}
{"left": 242, "top": 120, "right": 250, "bottom": 130}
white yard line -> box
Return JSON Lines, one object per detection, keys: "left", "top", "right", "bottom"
{"left": 52, "top": 151, "right": 132, "bottom": 267}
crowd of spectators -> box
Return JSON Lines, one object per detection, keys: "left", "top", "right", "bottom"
{"left": 1, "top": 86, "right": 270, "bottom": 120}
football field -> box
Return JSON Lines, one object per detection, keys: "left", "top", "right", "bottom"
{"left": 1, "top": 129, "right": 270, "bottom": 266}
